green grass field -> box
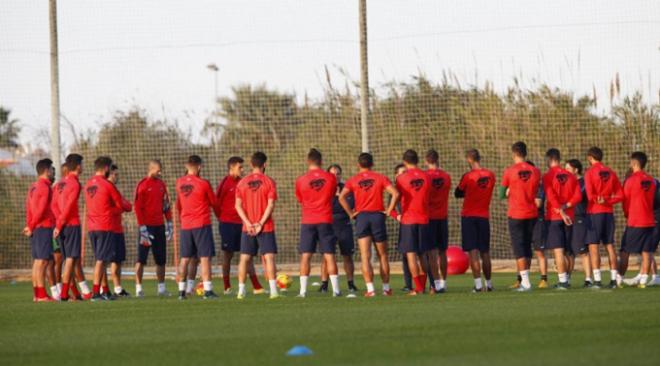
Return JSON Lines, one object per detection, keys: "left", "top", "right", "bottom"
{"left": 1, "top": 273, "right": 659, "bottom": 366}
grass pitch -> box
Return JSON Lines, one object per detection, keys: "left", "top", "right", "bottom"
{"left": 1, "top": 273, "right": 659, "bottom": 366}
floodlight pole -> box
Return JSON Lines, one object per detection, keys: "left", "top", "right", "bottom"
{"left": 359, "top": 0, "right": 369, "bottom": 153}
{"left": 49, "top": 0, "right": 62, "bottom": 174}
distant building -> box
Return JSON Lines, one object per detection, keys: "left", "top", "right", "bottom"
{"left": 0, "top": 148, "right": 47, "bottom": 176}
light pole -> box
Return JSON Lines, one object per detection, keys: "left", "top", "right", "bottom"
{"left": 207, "top": 63, "right": 219, "bottom": 124}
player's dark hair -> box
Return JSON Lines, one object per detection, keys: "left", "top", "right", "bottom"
{"left": 631, "top": 151, "right": 648, "bottom": 169}
{"left": 94, "top": 156, "right": 113, "bottom": 172}
{"left": 511, "top": 141, "right": 527, "bottom": 158}
{"left": 465, "top": 149, "right": 481, "bottom": 162}
{"left": 251, "top": 151, "right": 267, "bottom": 168}
{"left": 187, "top": 155, "right": 202, "bottom": 166}
{"left": 110, "top": 164, "right": 118, "bottom": 171}
{"left": 227, "top": 156, "right": 244, "bottom": 169}
{"left": 307, "top": 148, "right": 322, "bottom": 166}
{"left": 402, "top": 149, "right": 419, "bottom": 165}
{"left": 35, "top": 158, "right": 53, "bottom": 175}
{"left": 425, "top": 149, "right": 439, "bottom": 164}
{"left": 545, "top": 148, "right": 561, "bottom": 162}
{"left": 327, "top": 164, "right": 342, "bottom": 174}
{"left": 149, "top": 159, "right": 162, "bottom": 167}
{"left": 64, "top": 153, "right": 83, "bottom": 171}
{"left": 566, "top": 159, "right": 583, "bottom": 175}
{"left": 394, "top": 163, "right": 405, "bottom": 174}
{"left": 358, "top": 152, "right": 374, "bottom": 168}
{"left": 587, "top": 146, "right": 603, "bottom": 162}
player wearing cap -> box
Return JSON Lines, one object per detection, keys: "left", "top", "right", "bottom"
{"left": 24, "top": 158, "right": 56, "bottom": 302}
{"left": 584, "top": 146, "right": 623, "bottom": 288}
{"left": 455, "top": 149, "right": 495, "bottom": 292}
{"left": 175, "top": 155, "right": 218, "bottom": 300}
{"left": 500, "top": 141, "right": 541, "bottom": 292}
{"left": 339, "top": 152, "right": 399, "bottom": 297}
{"left": 235, "top": 152, "right": 280, "bottom": 300}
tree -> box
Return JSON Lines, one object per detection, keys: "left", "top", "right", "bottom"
{"left": 0, "top": 107, "right": 21, "bottom": 149}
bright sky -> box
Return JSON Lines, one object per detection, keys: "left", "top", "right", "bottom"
{"left": 1, "top": 0, "right": 658, "bottom": 150}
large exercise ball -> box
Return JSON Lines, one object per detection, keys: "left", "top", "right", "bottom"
{"left": 446, "top": 246, "right": 469, "bottom": 275}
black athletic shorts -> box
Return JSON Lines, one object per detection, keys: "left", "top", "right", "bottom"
{"left": 620, "top": 227, "right": 655, "bottom": 254}
{"left": 429, "top": 219, "right": 449, "bottom": 251}
{"left": 299, "top": 223, "right": 336, "bottom": 254}
{"left": 137, "top": 225, "right": 167, "bottom": 266}
{"left": 545, "top": 220, "right": 571, "bottom": 251}
{"left": 333, "top": 219, "right": 354, "bottom": 256}
{"left": 355, "top": 212, "right": 388, "bottom": 242}
{"left": 461, "top": 217, "right": 490, "bottom": 253}
{"left": 241, "top": 232, "right": 277, "bottom": 256}
{"left": 570, "top": 217, "right": 588, "bottom": 255}
{"left": 219, "top": 222, "right": 242, "bottom": 252}
{"left": 532, "top": 217, "right": 547, "bottom": 251}
{"left": 89, "top": 230, "right": 115, "bottom": 262}
{"left": 60, "top": 225, "right": 81, "bottom": 259}
{"left": 586, "top": 213, "right": 615, "bottom": 245}
{"left": 508, "top": 218, "right": 535, "bottom": 259}
{"left": 180, "top": 225, "right": 215, "bottom": 258}
{"left": 399, "top": 224, "right": 431, "bottom": 253}
{"left": 112, "top": 233, "right": 126, "bottom": 263}
{"left": 31, "top": 227, "right": 54, "bottom": 260}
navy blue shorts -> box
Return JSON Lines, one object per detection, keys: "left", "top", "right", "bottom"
{"left": 652, "top": 223, "right": 660, "bottom": 253}
{"left": 570, "top": 217, "right": 588, "bottom": 255}
{"left": 508, "top": 218, "right": 535, "bottom": 259}
{"left": 219, "top": 222, "right": 242, "bottom": 252}
{"left": 241, "top": 232, "right": 277, "bottom": 256}
{"left": 429, "top": 219, "right": 449, "bottom": 251}
{"left": 112, "top": 233, "right": 126, "bottom": 263}
{"left": 532, "top": 217, "right": 547, "bottom": 250}
{"left": 355, "top": 212, "right": 388, "bottom": 242}
{"left": 31, "top": 227, "right": 53, "bottom": 260}
{"left": 89, "top": 230, "right": 115, "bottom": 262}
{"left": 461, "top": 217, "right": 490, "bottom": 253}
{"left": 620, "top": 227, "right": 655, "bottom": 254}
{"left": 60, "top": 225, "right": 81, "bottom": 259}
{"left": 545, "top": 220, "right": 570, "bottom": 251}
{"left": 299, "top": 224, "right": 336, "bottom": 254}
{"left": 586, "top": 213, "right": 615, "bottom": 245}
{"left": 333, "top": 219, "right": 355, "bottom": 256}
{"left": 399, "top": 224, "right": 431, "bottom": 253}
{"left": 137, "top": 225, "right": 167, "bottom": 265}
{"left": 180, "top": 225, "right": 215, "bottom": 258}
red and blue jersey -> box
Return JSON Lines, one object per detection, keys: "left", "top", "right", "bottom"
{"left": 542, "top": 166, "right": 582, "bottom": 221}
{"left": 457, "top": 168, "right": 495, "bottom": 219}
{"left": 214, "top": 175, "right": 242, "bottom": 224}
{"left": 501, "top": 162, "right": 541, "bottom": 219}
{"left": 175, "top": 174, "right": 216, "bottom": 230}
{"left": 295, "top": 168, "right": 336, "bottom": 224}
{"left": 134, "top": 176, "right": 172, "bottom": 226}
{"left": 622, "top": 171, "right": 656, "bottom": 228}
{"left": 584, "top": 162, "right": 623, "bottom": 214}
{"left": 236, "top": 172, "right": 277, "bottom": 232}
{"left": 25, "top": 177, "right": 55, "bottom": 230}
{"left": 344, "top": 170, "right": 392, "bottom": 213}
{"left": 84, "top": 175, "right": 125, "bottom": 232}
{"left": 426, "top": 168, "right": 451, "bottom": 220}
{"left": 395, "top": 167, "right": 430, "bottom": 225}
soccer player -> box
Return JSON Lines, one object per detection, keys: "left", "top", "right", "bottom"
{"left": 455, "top": 149, "right": 495, "bottom": 292}
{"left": 319, "top": 164, "right": 357, "bottom": 293}
{"left": 530, "top": 175, "right": 549, "bottom": 289}
{"left": 134, "top": 159, "right": 173, "bottom": 297}
{"left": 425, "top": 149, "right": 451, "bottom": 292}
{"left": 85, "top": 156, "right": 127, "bottom": 301}
{"left": 24, "top": 158, "right": 56, "bottom": 302}
{"left": 175, "top": 155, "right": 218, "bottom": 300}
{"left": 214, "top": 156, "right": 265, "bottom": 295}
{"left": 49, "top": 163, "right": 67, "bottom": 299}
{"left": 618, "top": 152, "right": 656, "bottom": 288}
{"left": 500, "top": 141, "right": 541, "bottom": 292}
{"left": 53, "top": 154, "right": 91, "bottom": 301}
{"left": 235, "top": 152, "right": 280, "bottom": 299}
{"left": 392, "top": 164, "right": 413, "bottom": 291}
{"left": 541, "top": 148, "right": 582, "bottom": 289}
{"left": 584, "top": 146, "right": 623, "bottom": 288}
{"left": 565, "top": 159, "right": 594, "bottom": 287}
{"left": 339, "top": 152, "right": 399, "bottom": 297}
{"left": 296, "top": 149, "right": 340, "bottom": 297}
{"left": 395, "top": 149, "right": 431, "bottom": 295}
{"left": 108, "top": 164, "right": 132, "bottom": 297}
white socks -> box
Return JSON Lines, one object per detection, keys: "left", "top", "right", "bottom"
{"left": 329, "top": 275, "right": 339, "bottom": 294}
{"left": 558, "top": 272, "right": 568, "bottom": 284}
{"left": 268, "top": 279, "right": 278, "bottom": 295}
{"left": 299, "top": 276, "right": 308, "bottom": 295}
{"left": 238, "top": 283, "right": 246, "bottom": 296}
{"left": 383, "top": 283, "right": 391, "bottom": 292}
{"left": 366, "top": 282, "right": 375, "bottom": 293}
{"left": 203, "top": 281, "right": 212, "bottom": 292}
{"left": 439, "top": 279, "right": 447, "bottom": 289}
{"left": 640, "top": 274, "right": 649, "bottom": 285}
{"left": 78, "top": 281, "right": 90, "bottom": 294}
{"left": 434, "top": 280, "right": 442, "bottom": 291}
{"left": 474, "top": 277, "right": 483, "bottom": 290}
{"left": 50, "top": 285, "right": 60, "bottom": 300}
{"left": 186, "top": 279, "right": 195, "bottom": 293}
{"left": 593, "top": 269, "right": 602, "bottom": 282}
{"left": 485, "top": 279, "right": 492, "bottom": 288}
{"left": 178, "top": 281, "right": 186, "bottom": 292}
{"left": 610, "top": 270, "right": 618, "bottom": 282}
{"left": 136, "top": 283, "right": 143, "bottom": 293}
{"left": 520, "top": 270, "right": 531, "bottom": 288}
{"left": 56, "top": 283, "right": 62, "bottom": 294}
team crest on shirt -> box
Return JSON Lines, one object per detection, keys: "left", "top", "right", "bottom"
{"left": 599, "top": 171, "right": 610, "bottom": 182}
{"left": 518, "top": 170, "right": 532, "bottom": 182}
{"left": 86, "top": 185, "right": 98, "bottom": 198}
{"left": 556, "top": 173, "right": 569, "bottom": 185}
{"left": 477, "top": 176, "right": 490, "bottom": 188}
{"left": 432, "top": 178, "right": 445, "bottom": 189}
{"left": 358, "top": 179, "right": 375, "bottom": 191}
{"left": 56, "top": 182, "right": 66, "bottom": 193}
{"left": 248, "top": 180, "right": 262, "bottom": 191}
{"left": 180, "top": 184, "right": 194, "bottom": 197}
{"left": 309, "top": 179, "right": 326, "bottom": 191}
{"left": 410, "top": 179, "right": 425, "bottom": 191}
{"left": 641, "top": 180, "right": 652, "bottom": 192}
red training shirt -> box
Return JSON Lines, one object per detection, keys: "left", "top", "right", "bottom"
{"left": 175, "top": 174, "right": 216, "bottom": 230}
{"left": 295, "top": 168, "right": 337, "bottom": 224}
{"left": 214, "top": 175, "right": 242, "bottom": 224}
{"left": 84, "top": 175, "right": 125, "bottom": 232}
{"left": 457, "top": 168, "right": 495, "bottom": 219}
{"left": 134, "top": 176, "right": 172, "bottom": 226}
{"left": 501, "top": 161, "right": 541, "bottom": 219}
{"left": 344, "top": 170, "right": 393, "bottom": 213}
{"left": 426, "top": 168, "right": 451, "bottom": 220}
{"left": 51, "top": 178, "right": 63, "bottom": 221}
{"left": 25, "top": 177, "right": 55, "bottom": 230}
{"left": 56, "top": 173, "right": 82, "bottom": 230}
{"left": 395, "top": 167, "right": 431, "bottom": 225}
{"left": 542, "top": 166, "right": 582, "bottom": 221}
{"left": 584, "top": 161, "right": 623, "bottom": 214}
{"left": 236, "top": 172, "right": 277, "bottom": 232}
{"left": 110, "top": 185, "right": 132, "bottom": 234}
{"left": 622, "top": 171, "right": 656, "bottom": 227}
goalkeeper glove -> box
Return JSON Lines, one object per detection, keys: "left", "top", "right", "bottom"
{"left": 139, "top": 225, "right": 154, "bottom": 247}
{"left": 165, "top": 221, "right": 174, "bottom": 241}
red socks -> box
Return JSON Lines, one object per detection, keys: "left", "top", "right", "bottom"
{"left": 93, "top": 284, "right": 100, "bottom": 295}
{"left": 61, "top": 283, "right": 70, "bottom": 299}
{"left": 250, "top": 274, "right": 263, "bottom": 290}
{"left": 413, "top": 276, "right": 425, "bottom": 293}
{"left": 223, "top": 276, "right": 231, "bottom": 290}
{"left": 71, "top": 285, "right": 80, "bottom": 298}
{"left": 35, "top": 287, "right": 47, "bottom": 298}
{"left": 102, "top": 286, "right": 110, "bottom": 294}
